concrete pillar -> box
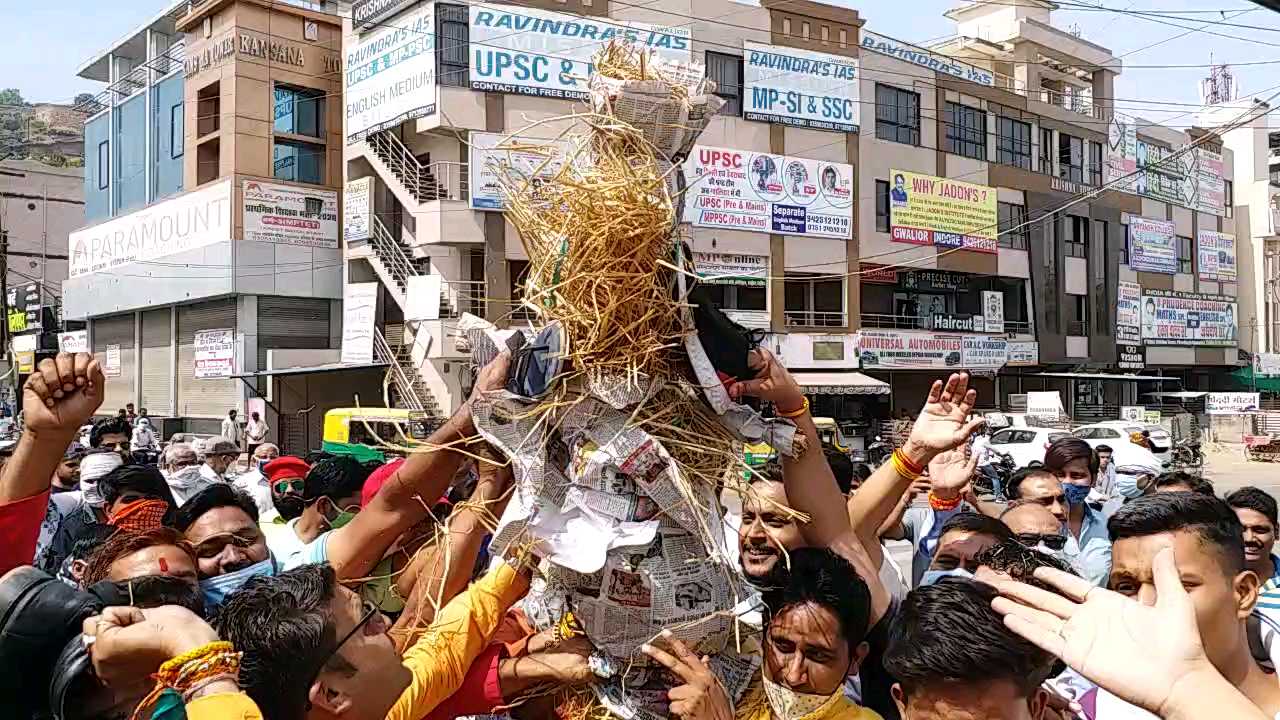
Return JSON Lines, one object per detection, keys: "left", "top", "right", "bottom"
{"left": 133, "top": 311, "right": 143, "bottom": 409}
{"left": 237, "top": 296, "right": 259, "bottom": 412}
{"left": 169, "top": 306, "right": 177, "bottom": 418}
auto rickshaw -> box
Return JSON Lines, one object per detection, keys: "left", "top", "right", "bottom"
{"left": 322, "top": 408, "right": 431, "bottom": 462}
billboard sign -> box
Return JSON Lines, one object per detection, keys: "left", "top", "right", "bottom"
{"left": 1141, "top": 289, "right": 1237, "bottom": 347}
{"left": 1117, "top": 281, "right": 1142, "bottom": 344}
{"left": 341, "top": 283, "right": 378, "bottom": 364}
{"left": 194, "top": 328, "right": 235, "bottom": 379}
{"left": 468, "top": 131, "right": 573, "bottom": 211}
{"left": 888, "top": 170, "right": 997, "bottom": 254}
{"left": 6, "top": 282, "right": 41, "bottom": 333}
{"left": 344, "top": 177, "right": 373, "bottom": 244}
{"left": 1117, "top": 344, "right": 1146, "bottom": 371}
{"left": 1105, "top": 111, "right": 1138, "bottom": 189}
{"left": 1196, "top": 230, "right": 1236, "bottom": 283}
{"left": 683, "top": 146, "right": 853, "bottom": 239}
{"left": 243, "top": 181, "right": 339, "bottom": 249}
{"left": 1006, "top": 341, "right": 1039, "bottom": 367}
{"left": 692, "top": 252, "right": 767, "bottom": 286}
{"left": 69, "top": 180, "right": 232, "bottom": 278}
{"left": 742, "top": 42, "right": 859, "bottom": 132}
{"left": 58, "top": 330, "right": 88, "bottom": 354}
{"left": 858, "top": 329, "right": 1005, "bottom": 370}
{"left": 1190, "top": 147, "right": 1226, "bottom": 216}
{"left": 1206, "top": 392, "right": 1260, "bottom": 415}
{"left": 858, "top": 30, "right": 993, "bottom": 86}
{"left": 982, "top": 291, "right": 1005, "bottom": 335}
{"left": 345, "top": 2, "right": 436, "bottom": 142}
{"left": 1128, "top": 216, "right": 1177, "bottom": 275}
{"left": 468, "top": 3, "right": 690, "bottom": 99}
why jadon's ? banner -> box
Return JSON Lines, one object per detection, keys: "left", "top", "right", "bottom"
{"left": 888, "top": 170, "right": 997, "bottom": 254}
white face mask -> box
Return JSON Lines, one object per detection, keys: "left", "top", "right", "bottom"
{"left": 920, "top": 566, "right": 975, "bottom": 586}
{"left": 761, "top": 672, "right": 845, "bottom": 720}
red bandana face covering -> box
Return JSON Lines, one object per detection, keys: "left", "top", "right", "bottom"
{"left": 109, "top": 498, "right": 170, "bottom": 532}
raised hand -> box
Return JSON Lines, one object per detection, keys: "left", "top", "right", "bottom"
{"left": 903, "top": 374, "right": 984, "bottom": 465}
{"left": 642, "top": 631, "right": 733, "bottom": 720}
{"left": 991, "top": 548, "right": 1215, "bottom": 717}
{"left": 81, "top": 605, "right": 220, "bottom": 689}
{"left": 927, "top": 448, "right": 977, "bottom": 500}
{"left": 726, "top": 348, "right": 805, "bottom": 411}
{"left": 22, "top": 352, "right": 104, "bottom": 438}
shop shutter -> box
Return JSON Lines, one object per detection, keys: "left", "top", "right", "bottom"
{"left": 176, "top": 299, "right": 239, "bottom": 419}
{"left": 92, "top": 314, "right": 135, "bottom": 414}
{"left": 141, "top": 309, "right": 172, "bottom": 416}
{"left": 257, "top": 297, "right": 332, "bottom": 367}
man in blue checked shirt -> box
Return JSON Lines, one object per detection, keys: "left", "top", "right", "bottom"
{"left": 1226, "top": 486, "right": 1280, "bottom": 669}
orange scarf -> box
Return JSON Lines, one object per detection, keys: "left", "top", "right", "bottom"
{"left": 109, "top": 499, "right": 170, "bottom": 532}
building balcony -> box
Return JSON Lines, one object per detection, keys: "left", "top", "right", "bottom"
{"left": 361, "top": 131, "right": 483, "bottom": 247}
{"left": 860, "top": 313, "right": 1032, "bottom": 335}
{"left": 785, "top": 310, "right": 847, "bottom": 329}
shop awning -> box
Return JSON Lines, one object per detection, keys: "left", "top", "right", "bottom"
{"left": 231, "top": 361, "right": 388, "bottom": 379}
{"left": 1142, "top": 391, "right": 1209, "bottom": 398}
{"left": 795, "top": 372, "right": 890, "bottom": 395}
{"left": 1025, "top": 372, "right": 1179, "bottom": 381}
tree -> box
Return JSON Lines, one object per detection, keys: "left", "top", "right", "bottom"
{"left": 0, "top": 89, "right": 24, "bottom": 107}
{"left": 74, "top": 93, "right": 94, "bottom": 106}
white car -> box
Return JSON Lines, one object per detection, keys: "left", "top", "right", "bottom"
{"left": 987, "top": 427, "right": 1075, "bottom": 469}
{"left": 1073, "top": 422, "right": 1172, "bottom": 466}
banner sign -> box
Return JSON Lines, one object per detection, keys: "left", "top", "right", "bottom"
{"left": 1120, "top": 406, "right": 1144, "bottom": 422}
{"left": 341, "top": 283, "right": 378, "bottom": 365}
{"left": 858, "top": 329, "right": 1005, "bottom": 370}
{"left": 104, "top": 345, "right": 122, "bottom": 377}
{"left": 1128, "top": 216, "right": 1177, "bottom": 275}
{"left": 1117, "top": 344, "right": 1146, "bottom": 371}
{"left": 1190, "top": 148, "right": 1226, "bottom": 216}
{"left": 1206, "top": 392, "right": 1260, "bottom": 415}
{"left": 1006, "top": 341, "right": 1039, "bottom": 367}
{"left": 1027, "top": 391, "right": 1064, "bottom": 419}
{"left": 982, "top": 291, "right": 1005, "bottom": 335}
{"left": 1117, "top": 281, "right": 1142, "bottom": 344}
{"left": 1256, "top": 352, "right": 1280, "bottom": 377}
{"left": 742, "top": 41, "right": 859, "bottom": 132}
{"left": 70, "top": 180, "right": 232, "bottom": 278}
{"left": 1141, "top": 289, "right": 1237, "bottom": 347}
{"left": 1135, "top": 140, "right": 1189, "bottom": 206}
{"left": 683, "top": 146, "right": 853, "bottom": 239}
{"left": 693, "top": 252, "right": 767, "bottom": 286}
{"left": 1105, "top": 112, "right": 1138, "bottom": 188}
{"left": 194, "top": 328, "right": 235, "bottom": 379}
{"left": 1196, "top": 230, "right": 1236, "bottom": 283}
{"left": 6, "top": 282, "right": 41, "bottom": 333}
{"left": 345, "top": 2, "right": 436, "bottom": 143}
{"left": 12, "top": 334, "right": 35, "bottom": 375}
{"left": 242, "top": 181, "right": 339, "bottom": 249}
{"left": 344, "top": 177, "right": 373, "bottom": 243}
{"left": 858, "top": 30, "right": 993, "bottom": 86}
{"left": 468, "top": 3, "right": 690, "bottom": 99}
{"left": 58, "top": 330, "right": 88, "bottom": 354}
{"left": 468, "top": 131, "right": 572, "bottom": 211}
{"left": 888, "top": 170, "right": 997, "bottom": 254}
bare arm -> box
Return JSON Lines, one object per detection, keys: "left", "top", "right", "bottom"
{"left": 323, "top": 353, "right": 510, "bottom": 580}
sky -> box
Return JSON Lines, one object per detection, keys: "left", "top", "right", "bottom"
{"left": 5, "top": 0, "right": 1280, "bottom": 126}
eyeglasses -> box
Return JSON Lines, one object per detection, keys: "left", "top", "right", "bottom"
{"left": 1016, "top": 532, "right": 1068, "bottom": 550}
{"left": 192, "top": 529, "right": 263, "bottom": 559}
{"left": 273, "top": 478, "right": 305, "bottom": 494}
{"left": 103, "top": 441, "right": 131, "bottom": 451}
{"left": 313, "top": 599, "right": 379, "bottom": 682}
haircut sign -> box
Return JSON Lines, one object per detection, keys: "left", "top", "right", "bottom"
{"left": 742, "top": 42, "right": 859, "bottom": 133}
{"left": 888, "top": 170, "right": 997, "bottom": 254}
{"left": 683, "top": 146, "right": 853, "bottom": 239}
{"left": 1140, "top": 289, "right": 1237, "bottom": 347}
{"left": 468, "top": 3, "right": 690, "bottom": 99}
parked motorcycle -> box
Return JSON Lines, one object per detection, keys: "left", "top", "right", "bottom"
{"left": 1171, "top": 438, "right": 1204, "bottom": 469}
{"left": 867, "top": 436, "right": 891, "bottom": 468}
{"left": 975, "top": 448, "right": 1016, "bottom": 500}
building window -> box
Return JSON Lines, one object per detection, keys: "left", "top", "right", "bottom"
{"left": 97, "top": 140, "right": 109, "bottom": 190}
{"left": 802, "top": 21, "right": 810, "bottom": 39}
{"left": 1121, "top": 224, "right": 1130, "bottom": 264}
{"left": 701, "top": 284, "right": 767, "bottom": 312}
{"left": 944, "top": 102, "right": 986, "bottom": 160}
{"left": 170, "top": 104, "right": 183, "bottom": 159}
{"left": 875, "top": 180, "right": 890, "bottom": 232}
{"left": 785, "top": 273, "right": 844, "bottom": 327}
{"left": 1089, "top": 141, "right": 1102, "bottom": 186}
{"left": 1064, "top": 215, "right": 1088, "bottom": 258}
{"left": 875, "top": 84, "right": 920, "bottom": 146}
{"left": 839, "top": 28, "right": 847, "bottom": 47}
{"left": 437, "top": 3, "right": 469, "bottom": 87}
{"left": 1069, "top": 295, "right": 1089, "bottom": 336}
{"left": 1039, "top": 127, "right": 1053, "bottom": 174}
{"left": 706, "top": 52, "right": 742, "bottom": 116}
{"left": 273, "top": 138, "right": 324, "bottom": 185}
{"left": 996, "top": 116, "right": 1031, "bottom": 169}
{"left": 273, "top": 85, "right": 324, "bottom": 138}
{"left": 997, "top": 202, "right": 1029, "bottom": 250}
{"left": 1058, "top": 132, "right": 1084, "bottom": 183}
{"left": 1177, "top": 235, "right": 1193, "bottom": 274}
{"left": 1225, "top": 179, "right": 1234, "bottom": 218}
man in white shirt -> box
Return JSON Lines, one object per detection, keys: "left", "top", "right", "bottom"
{"left": 233, "top": 443, "right": 281, "bottom": 516}
{"left": 220, "top": 409, "right": 242, "bottom": 449}
{"left": 244, "top": 411, "right": 269, "bottom": 456}
{"left": 200, "top": 437, "right": 240, "bottom": 484}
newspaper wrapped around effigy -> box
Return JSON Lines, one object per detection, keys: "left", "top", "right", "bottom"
{"left": 462, "top": 42, "right": 804, "bottom": 719}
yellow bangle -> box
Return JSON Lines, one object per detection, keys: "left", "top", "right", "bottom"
{"left": 776, "top": 397, "right": 810, "bottom": 419}
{"left": 890, "top": 449, "right": 923, "bottom": 481}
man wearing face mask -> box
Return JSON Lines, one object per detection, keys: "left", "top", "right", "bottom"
{"left": 1001, "top": 501, "right": 1071, "bottom": 560}
{"left": 174, "top": 483, "right": 275, "bottom": 611}
{"left": 200, "top": 437, "right": 241, "bottom": 483}
{"left": 265, "top": 455, "right": 367, "bottom": 568}
{"left": 35, "top": 448, "right": 124, "bottom": 573}
{"left": 1043, "top": 438, "right": 1114, "bottom": 587}
{"left": 232, "top": 442, "right": 281, "bottom": 516}
{"left": 917, "top": 512, "right": 1016, "bottom": 587}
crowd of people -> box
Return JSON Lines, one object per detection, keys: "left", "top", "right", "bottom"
{"left": 1, "top": 351, "right": 1278, "bottom": 720}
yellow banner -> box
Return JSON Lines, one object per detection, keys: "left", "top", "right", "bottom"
{"left": 888, "top": 170, "right": 998, "bottom": 254}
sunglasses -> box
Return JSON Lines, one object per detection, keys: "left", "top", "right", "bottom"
{"left": 192, "top": 530, "right": 263, "bottom": 559}
{"left": 103, "top": 441, "right": 131, "bottom": 451}
{"left": 273, "top": 478, "right": 306, "bottom": 494}
{"left": 1016, "top": 532, "right": 1068, "bottom": 551}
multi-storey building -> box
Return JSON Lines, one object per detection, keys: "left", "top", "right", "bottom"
{"left": 63, "top": 0, "right": 366, "bottom": 446}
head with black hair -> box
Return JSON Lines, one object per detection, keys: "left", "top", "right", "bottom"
{"left": 97, "top": 465, "right": 177, "bottom": 530}
{"left": 58, "top": 523, "right": 117, "bottom": 585}
{"left": 1096, "top": 443, "right": 1114, "bottom": 470}
{"left": 1043, "top": 437, "right": 1098, "bottom": 488}
{"left": 1107, "top": 493, "right": 1258, "bottom": 679}
{"left": 1154, "top": 470, "right": 1215, "bottom": 496}
{"left": 80, "top": 526, "right": 198, "bottom": 595}
{"left": 825, "top": 451, "right": 855, "bottom": 495}
{"left": 1226, "top": 486, "right": 1279, "bottom": 582}
{"left": 176, "top": 483, "right": 267, "bottom": 579}
{"left": 285, "top": 455, "right": 370, "bottom": 547}
{"left": 885, "top": 578, "right": 1057, "bottom": 720}
{"left": 89, "top": 416, "right": 132, "bottom": 458}
{"left": 739, "top": 462, "right": 803, "bottom": 584}
{"left": 215, "top": 563, "right": 408, "bottom": 720}
{"left": 760, "top": 548, "right": 872, "bottom": 699}
{"left": 922, "top": 512, "right": 1016, "bottom": 585}
{"left": 1006, "top": 467, "right": 1067, "bottom": 524}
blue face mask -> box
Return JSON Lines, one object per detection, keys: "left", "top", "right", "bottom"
{"left": 920, "top": 566, "right": 975, "bottom": 586}
{"left": 199, "top": 556, "right": 276, "bottom": 610}
{"left": 1063, "top": 483, "right": 1091, "bottom": 506}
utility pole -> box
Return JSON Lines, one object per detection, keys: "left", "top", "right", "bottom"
{"left": 0, "top": 210, "right": 11, "bottom": 412}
